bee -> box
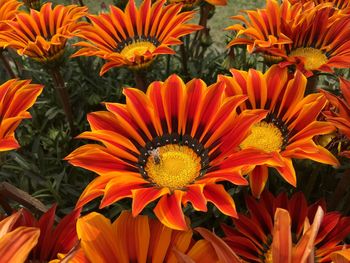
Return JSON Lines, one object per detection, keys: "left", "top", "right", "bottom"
{"left": 148, "top": 148, "right": 161, "bottom": 165}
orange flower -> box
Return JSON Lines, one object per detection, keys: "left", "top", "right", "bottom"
{"left": 0, "top": 211, "right": 40, "bottom": 262}
{"left": 322, "top": 78, "right": 350, "bottom": 158}
{"left": 65, "top": 74, "right": 281, "bottom": 230}
{"left": 1, "top": 3, "right": 87, "bottom": 64}
{"left": 73, "top": 0, "right": 202, "bottom": 75}
{"left": 227, "top": 0, "right": 350, "bottom": 76}
{"left": 222, "top": 191, "right": 350, "bottom": 262}
{"left": 74, "top": 211, "right": 235, "bottom": 262}
{"left": 0, "top": 79, "right": 43, "bottom": 152}
{"left": 219, "top": 65, "right": 339, "bottom": 197}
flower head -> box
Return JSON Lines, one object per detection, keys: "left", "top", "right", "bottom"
{"left": 0, "top": 79, "right": 43, "bottom": 152}
{"left": 322, "top": 78, "right": 350, "bottom": 158}
{"left": 222, "top": 191, "right": 350, "bottom": 262}
{"left": 227, "top": 0, "right": 350, "bottom": 76}
{"left": 73, "top": 0, "right": 202, "bottom": 75}
{"left": 65, "top": 74, "right": 280, "bottom": 230}
{"left": 219, "top": 66, "right": 339, "bottom": 197}
{"left": 1, "top": 3, "right": 87, "bottom": 64}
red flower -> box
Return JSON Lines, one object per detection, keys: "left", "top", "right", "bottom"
{"left": 222, "top": 191, "right": 350, "bottom": 262}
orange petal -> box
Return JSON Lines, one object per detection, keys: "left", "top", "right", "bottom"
{"left": 0, "top": 226, "right": 40, "bottom": 262}
{"left": 77, "top": 212, "right": 119, "bottom": 262}
{"left": 182, "top": 184, "right": 207, "bottom": 212}
{"left": 154, "top": 191, "right": 187, "bottom": 231}
{"left": 113, "top": 211, "right": 150, "bottom": 263}
{"left": 330, "top": 249, "right": 350, "bottom": 263}
{"left": 0, "top": 210, "right": 22, "bottom": 238}
{"left": 100, "top": 175, "right": 149, "bottom": 208}
{"left": 272, "top": 208, "right": 292, "bottom": 263}
{"left": 274, "top": 157, "right": 297, "bottom": 187}
{"left": 292, "top": 206, "right": 324, "bottom": 263}
{"left": 249, "top": 165, "right": 269, "bottom": 198}
{"left": 203, "top": 184, "right": 237, "bottom": 218}
{"left": 132, "top": 187, "right": 170, "bottom": 216}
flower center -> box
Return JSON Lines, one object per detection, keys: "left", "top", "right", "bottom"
{"left": 240, "top": 121, "right": 283, "bottom": 153}
{"left": 145, "top": 144, "right": 201, "bottom": 190}
{"left": 120, "top": 41, "right": 156, "bottom": 59}
{"left": 289, "top": 47, "right": 328, "bottom": 71}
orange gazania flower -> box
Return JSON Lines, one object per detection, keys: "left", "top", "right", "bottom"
{"left": 0, "top": 79, "right": 43, "bottom": 152}
{"left": 75, "top": 211, "right": 237, "bottom": 262}
{"left": 16, "top": 205, "right": 81, "bottom": 262}
{"left": 0, "top": 210, "right": 40, "bottom": 262}
{"left": 1, "top": 3, "right": 87, "bottom": 64}
{"left": 222, "top": 191, "right": 350, "bottom": 262}
{"left": 322, "top": 78, "right": 350, "bottom": 158}
{"left": 227, "top": 0, "right": 350, "bottom": 76}
{"left": 73, "top": 0, "right": 202, "bottom": 75}
{"left": 219, "top": 65, "right": 339, "bottom": 197}
{"left": 65, "top": 74, "right": 281, "bottom": 230}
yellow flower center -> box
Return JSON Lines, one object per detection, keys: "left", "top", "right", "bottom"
{"left": 145, "top": 144, "right": 201, "bottom": 190}
{"left": 240, "top": 122, "right": 283, "bottom": 153}
{"left": 120, "top": 41, "right": 156, "bottom": 63}
{"left": 289, "top": 47, "right": 328, "bottom": 71}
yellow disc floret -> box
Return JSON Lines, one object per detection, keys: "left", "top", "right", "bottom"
{"left": 289, "top": 47, "right": 328, "bottom": 71}
{"left": 240, "top": 121, "right": 283, "bottom": 153}
{"left": 145, "top": 144, "right": 201, "bottom": 190}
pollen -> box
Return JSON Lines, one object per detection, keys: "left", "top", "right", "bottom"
{"left": 289, "top": 47, "right": 328, "bottom": 71}
{"left": 240, "top": 121, "right": 283, "bottom": 153}
{"left": 145, "top": 144, "right": 201, "bottom": 190}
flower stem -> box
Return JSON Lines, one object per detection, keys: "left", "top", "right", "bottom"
{"left": 133, "top": 70, "right": 148, "bottom": 92}
{"left": 0, "top": 50, "right": 16, "bottom": 79}
{"left": 180, "top": 37, "right": 189, "bottom": 80}
{"left": 0, "top": 182, "right": 48, "bottom": 215}
{"left": 50, "top": 68, "right": 75, "bottom": 133}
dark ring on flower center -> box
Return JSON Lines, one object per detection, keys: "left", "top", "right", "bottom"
{"left": 137, "top": 133, "right": 209, "bottom": 179}
{"left": 265, "top": 113, "right": 290, "bottom": 150}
